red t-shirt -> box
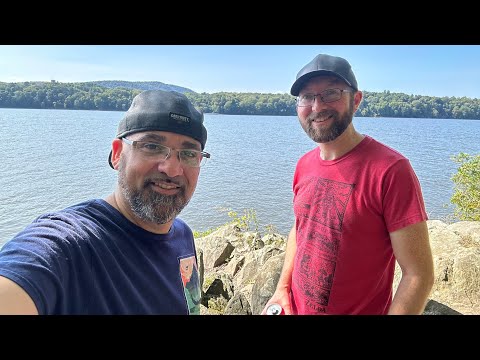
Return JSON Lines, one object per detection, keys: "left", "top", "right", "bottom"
{"left": 291, "top": 136, "right": 427, "bottom": 315}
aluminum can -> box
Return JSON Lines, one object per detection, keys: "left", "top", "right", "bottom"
{"left": 266, "top": 303, "right": 284, "bottom": 315}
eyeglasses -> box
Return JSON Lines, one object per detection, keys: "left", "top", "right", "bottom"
{"left": 122, "top": 138, "right": 210, "bottom": 168}
{"left": 296, "top": 88, "right": 353, "bottom": 107}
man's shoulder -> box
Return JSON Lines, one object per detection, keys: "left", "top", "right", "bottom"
{"left": 173, "top": 217, "right": 194, "bottom": 235}
{"left": 366, "top": 136, "right": 407, "bottom": 160}
{"left": 29, "top": 198, "right": 113, "bottom": 234}
{"left": 297, "top": 146, "right": 318, "bottom": 162}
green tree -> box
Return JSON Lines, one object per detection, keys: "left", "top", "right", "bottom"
{"left": 450, "top": 153, "right": 480, "bottom": 221}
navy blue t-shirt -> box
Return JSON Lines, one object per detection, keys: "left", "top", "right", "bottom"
{"left": 0, "top": 199, "right": 201, "bottom": 315}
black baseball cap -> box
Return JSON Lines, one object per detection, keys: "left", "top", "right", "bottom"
{"left": 108, "top": 90, "right": 207, "bottom": 169}
{"left": 290, "top": 54, "right": 358, "bottom": 96}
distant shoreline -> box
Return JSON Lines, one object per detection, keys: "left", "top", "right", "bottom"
{"left": 1, "top": 107, "right": 479, "bottom": 122}
{"left": 2, "top": 81, "right": 480, "bottom": 120}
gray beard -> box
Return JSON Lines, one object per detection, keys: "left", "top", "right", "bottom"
{"left": 118, "top": 160, "right": 189, "bottom": 225}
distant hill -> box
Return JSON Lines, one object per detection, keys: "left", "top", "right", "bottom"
{"left": 1, "top": 81, "right": 480, "bottom": 119}
{"left": 90, "top": 80, "right": 195, "bottom": 94}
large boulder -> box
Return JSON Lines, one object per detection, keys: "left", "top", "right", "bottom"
{"left": 198, "top": 220, "right": 479, "bottom": 315}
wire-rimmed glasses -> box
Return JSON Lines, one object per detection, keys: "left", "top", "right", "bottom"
{"left": 296, "top": 88, "right": 353, "bottom": 107}
{"left": 122, "top": 138, "right": 210, "bottom": 167}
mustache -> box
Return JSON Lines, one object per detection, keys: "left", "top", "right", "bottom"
{"left": 144, "top": 174, "right": 184, "bottom": 187}
{"left": 306, "top": 110, "right": 337, "bottom": 122}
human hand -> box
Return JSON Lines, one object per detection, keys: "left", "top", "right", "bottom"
{"left": 260, "top": 290, "right": 292, "bottom": 315}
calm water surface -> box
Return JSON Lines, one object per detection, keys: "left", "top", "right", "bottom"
{"left": 1, "top": 108, "right": 479, "bottom": 247}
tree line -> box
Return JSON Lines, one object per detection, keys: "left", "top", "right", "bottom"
{"left": 1, "top": 81, "right": 480, "bottom": 120}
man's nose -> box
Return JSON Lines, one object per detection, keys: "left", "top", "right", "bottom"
{"left": 311, "top": 95, "right": 327, "bottom": 112}
{"left": 157, "top": 150, "right": 184, "bottom": 177}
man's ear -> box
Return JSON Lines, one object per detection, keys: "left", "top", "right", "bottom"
{"left": 353, "top": 90, "right": 363, "bottom": 113}
{"left": 110, "top": 138, "right": 123, "bottom": 170}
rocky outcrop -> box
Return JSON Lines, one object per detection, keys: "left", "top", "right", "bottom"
{"left": 393, "top": 220, "right": 480, "bottom": 315}
{"left": 195, "top": 220, "right": 480, "bottom": 315}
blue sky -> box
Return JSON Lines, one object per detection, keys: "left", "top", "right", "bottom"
{"left": 1, "top": 45, "right": 480, "bottom": 98}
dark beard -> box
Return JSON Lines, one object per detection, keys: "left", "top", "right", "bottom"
{"left": 302, "top": 102, "right": 355, "bottom": 143}
{"left": 118, "top": 160, "right": 189, "bottom": 225}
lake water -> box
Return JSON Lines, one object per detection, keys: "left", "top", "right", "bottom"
{"left": 1, "top": 108, "right": 479, "bottom": 247}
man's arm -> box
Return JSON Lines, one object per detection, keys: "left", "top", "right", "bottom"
{"left": 0, "top": 276, "right": 38, "bottom": 315}
{"left": 388, "top": 221, "right": 434, "bottom": 315}
{"left": 261, "top": 224, "right": 297, "bottom": 314}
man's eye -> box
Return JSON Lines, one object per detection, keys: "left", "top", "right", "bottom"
{"left": 142, "top": 143, "right": 164, "bottom": 152}
{"left": 323, "top": 89, "right": 337, "bottom": 96}
{"left": 302, "top": 95, "right": 314, "bottom": 101}
{"left": 181, "top": 150, "right": 198, "bottom": 158}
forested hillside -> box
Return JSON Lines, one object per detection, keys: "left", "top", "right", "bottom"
{"left": 91, "top": 80, "right": 193, "bottom": 94}
{"left": 1, "top": 80, "right": 479, "bottom": 120}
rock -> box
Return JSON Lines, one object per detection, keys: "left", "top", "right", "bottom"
{"left": 423, "top": 299, "right": 462, "bottom": 315}
{"left": 198, "top": 220, "right": 479, "bottom": 315}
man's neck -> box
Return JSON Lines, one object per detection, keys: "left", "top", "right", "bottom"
{"left": 317, "top": 125, "right": 364, "bottom": 161}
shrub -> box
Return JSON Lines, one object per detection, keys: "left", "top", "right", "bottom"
{"left": 450, "top": 153, "right": 480, "bottom": 221}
